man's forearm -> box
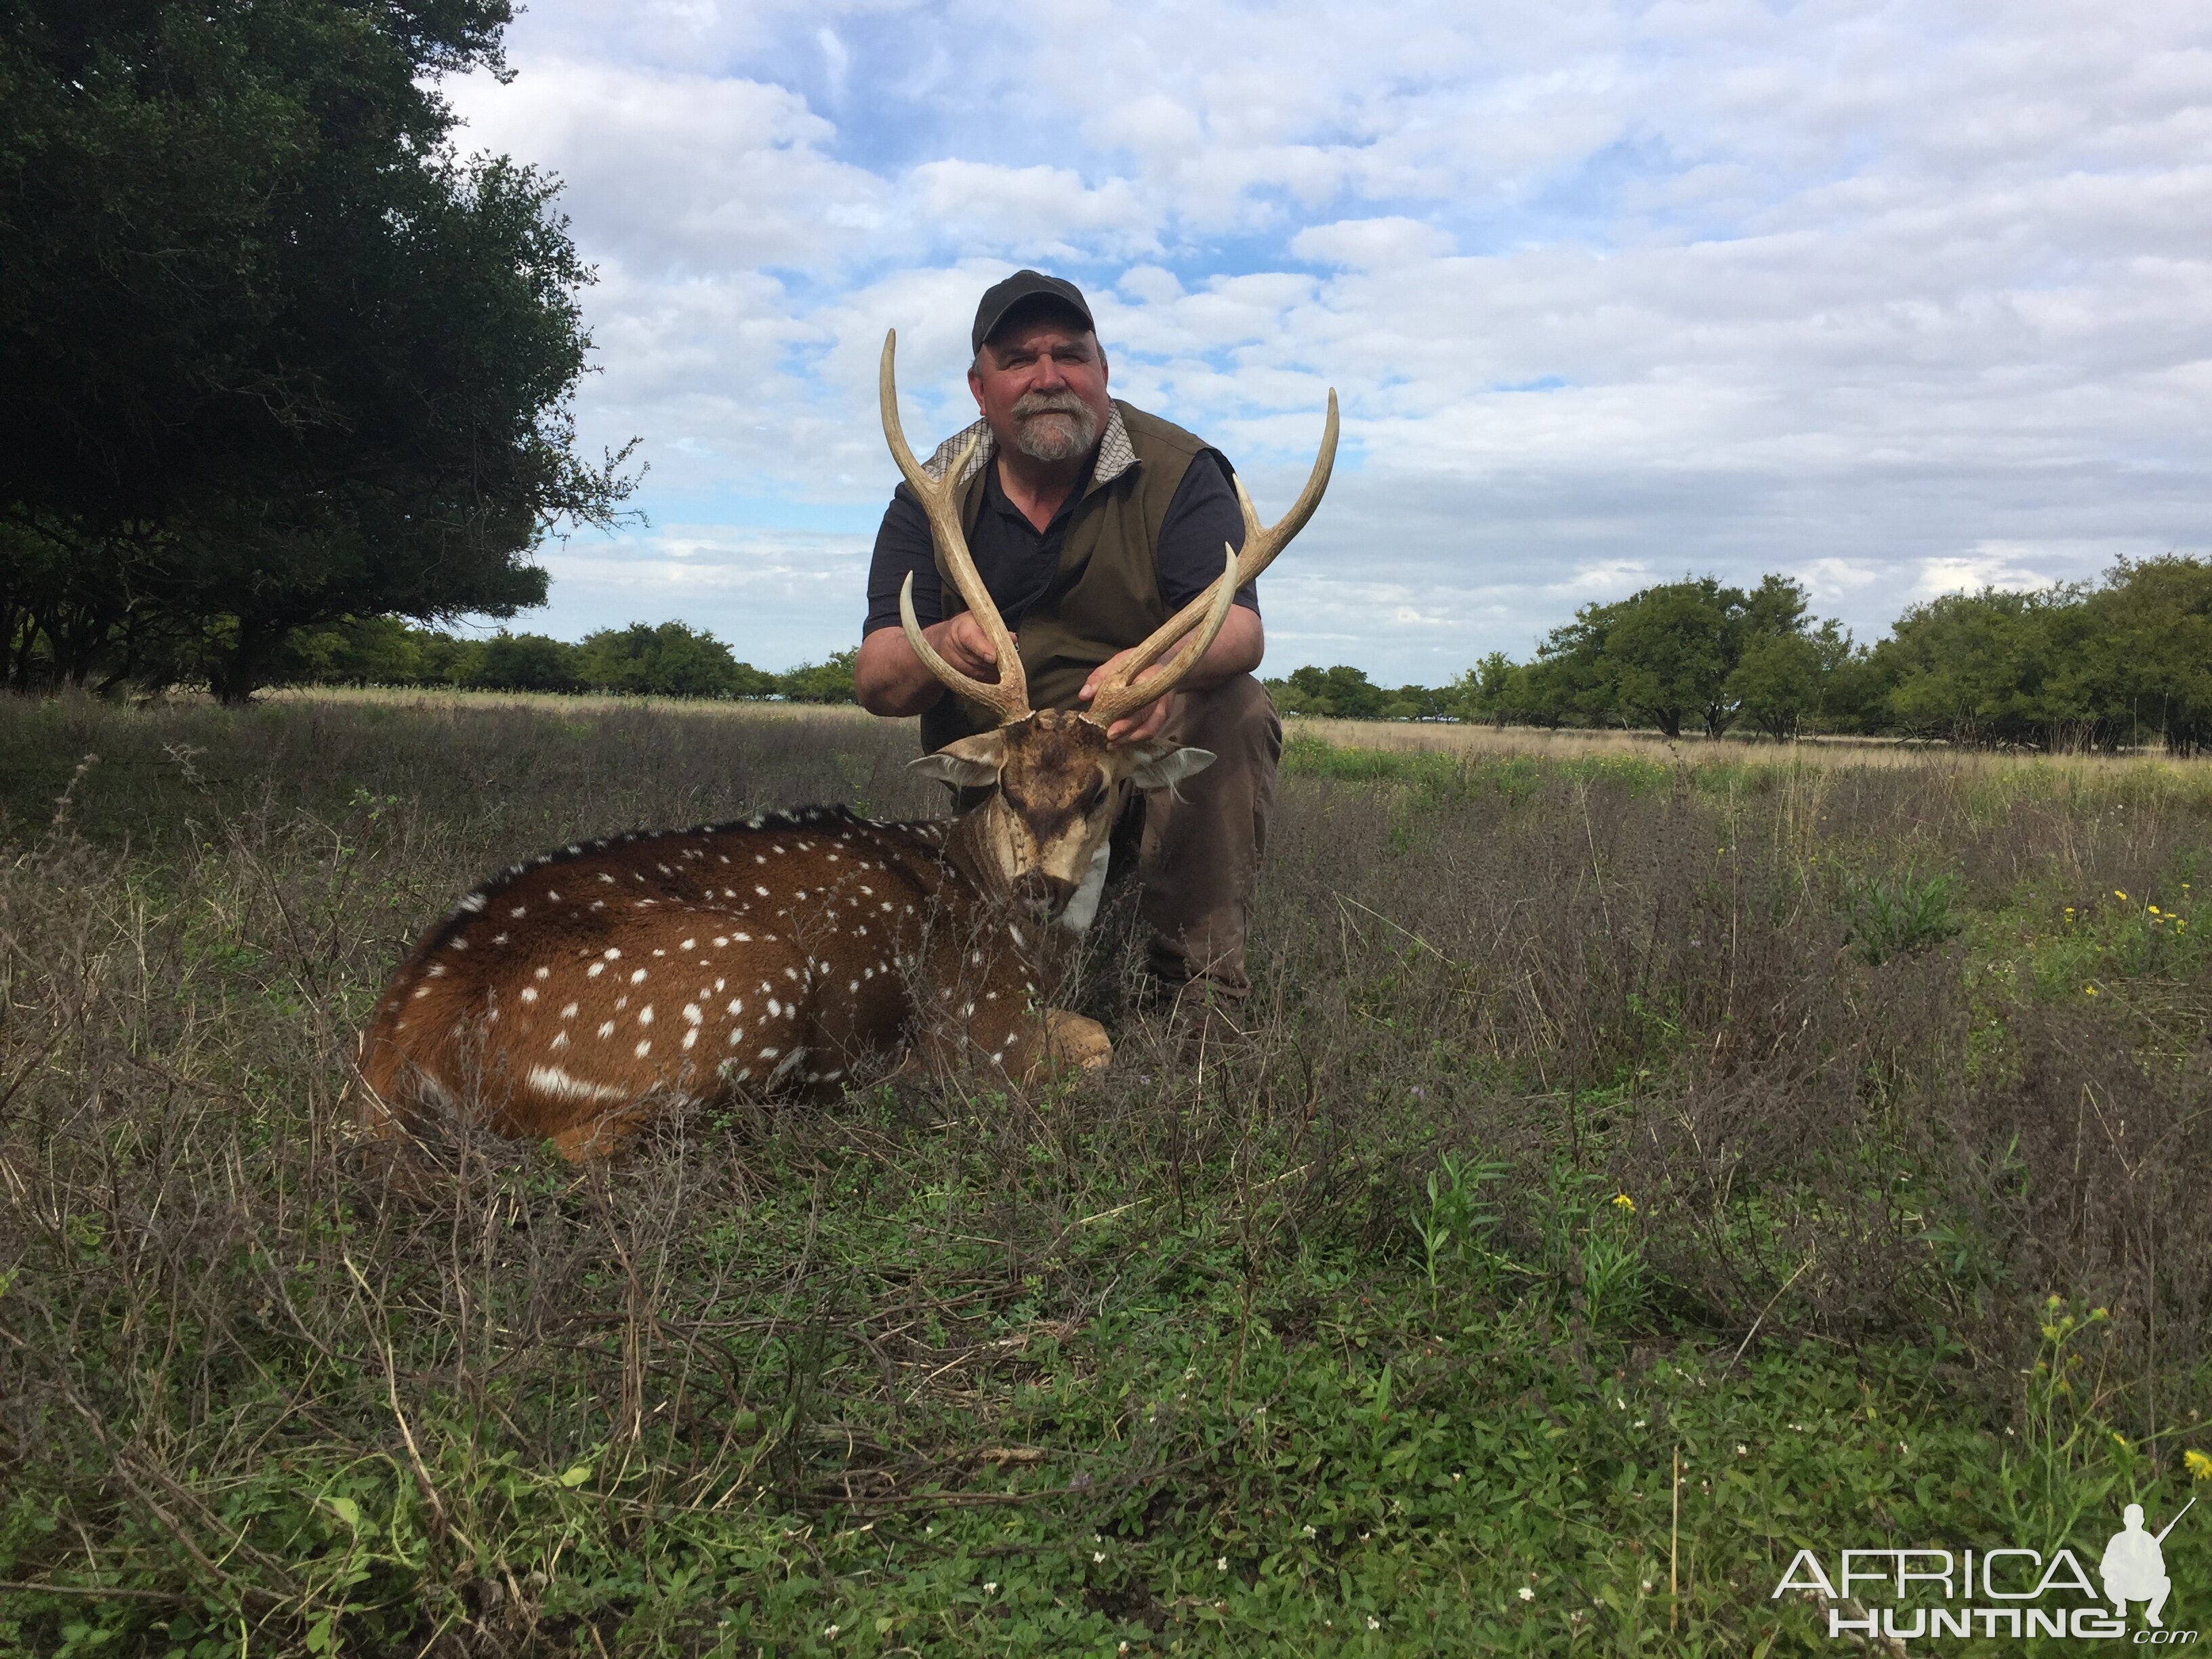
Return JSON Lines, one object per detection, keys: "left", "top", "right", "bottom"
{"left": 1169, "top": 606, "right": 1264, "bottom": 693}
{"left": 854, "top": 628, "right": 947, "bottom": 718}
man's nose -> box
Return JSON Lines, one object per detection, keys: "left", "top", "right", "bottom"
{"left": 1027, "top": 354, "right": 1067, "bottom": 392}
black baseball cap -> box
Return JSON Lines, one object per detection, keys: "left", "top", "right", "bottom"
{"left": 971, "top": 270, "right": 1096, "bottom": 355}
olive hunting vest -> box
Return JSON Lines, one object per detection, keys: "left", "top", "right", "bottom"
{"left": 917, "top": 401, "right": 1214, "bottom": 754}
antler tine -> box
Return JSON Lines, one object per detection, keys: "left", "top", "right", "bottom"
{"left": 1089, "top": 547, "right": 1239, "bottom": 729}
{"left": 881, "top": 329, "right": 1029, "bottom": 724}
{"left": 1086, "top": 389, "right": 1339, "bottom": 724}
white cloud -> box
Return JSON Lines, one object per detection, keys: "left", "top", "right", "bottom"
{"left": 440, "top": 0, "right": 2212, "bottom": 679}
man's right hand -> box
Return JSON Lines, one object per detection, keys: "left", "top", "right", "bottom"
{"left": 926, "top": 611, "right": 1010, "bottom": 682}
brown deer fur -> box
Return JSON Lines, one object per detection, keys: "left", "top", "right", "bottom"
{"left": 356, "top": 712, "right": 1213, "bottom": 1160}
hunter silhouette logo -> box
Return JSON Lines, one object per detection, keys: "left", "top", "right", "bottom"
{"left": 2103, "top": 1498, "right": 2194, "bottom": 1630}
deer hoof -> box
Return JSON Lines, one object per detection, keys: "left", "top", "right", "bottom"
{"left": 1042, "top": 1009, "right": 1113, "bottom": 1073}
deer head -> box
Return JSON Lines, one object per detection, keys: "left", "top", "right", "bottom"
{"left": 880, "top": 331, "right": 1337, "bottom": 927}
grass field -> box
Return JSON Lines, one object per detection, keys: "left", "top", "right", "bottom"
{"left": 3, "top": 691, "right": 2210, "bottom": 1656}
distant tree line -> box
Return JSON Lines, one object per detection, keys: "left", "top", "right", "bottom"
{"left": 0, "top": 0, "right": 629, "bottom": 705}
{"left": 1266, "top": 558, "right": 2212, "bottom": 752}
{"left": 280, "top": 618, "right": 859, "bottom": 703}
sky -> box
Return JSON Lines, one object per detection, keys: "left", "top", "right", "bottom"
{"left": 443, "top": 0, "right": 2212, "bottom": 684}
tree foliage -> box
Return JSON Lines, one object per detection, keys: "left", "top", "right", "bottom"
{"left": 0, "top": 0, "right": 631, "bottom": 701}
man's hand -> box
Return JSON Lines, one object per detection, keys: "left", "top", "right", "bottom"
{"left": 1079, "top": 648, "right": 1177, "bottom": 745}
{"left": 926, "top": 611, "right": 1008, "bottom": 682}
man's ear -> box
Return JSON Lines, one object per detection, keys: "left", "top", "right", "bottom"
{"left": 1126, "top": 744, "right": 1216, "bottom": 795}
{"left": 908, "top": 731, "right": 1006, "bottom": 789}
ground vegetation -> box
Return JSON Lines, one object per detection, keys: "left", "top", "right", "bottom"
{"left": 2, "top": 695, "right": 2207, "bottom": 1652}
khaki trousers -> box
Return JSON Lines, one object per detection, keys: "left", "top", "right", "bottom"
{"left": 1113, "top": 674, "right": 1282, "bottom": 1002}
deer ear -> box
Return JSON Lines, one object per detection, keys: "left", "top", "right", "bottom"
{"left": 1126, "top": 745, "right": 1216, "bottom": 794}
{"left": 908, "top": 731, "right": 1006, "bottom": 788}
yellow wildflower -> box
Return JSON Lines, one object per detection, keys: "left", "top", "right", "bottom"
{"left": 2186, "top": 1449, "right": 2212, "bottom": 1481}
{"left": 2116, "top": 889, "right": 2129, "bottom": 900}
{"left": 2149, "top": 905, "right": 2161, "bottom": 916}
{"left": 2085, "top": 985, "right": 2100, "bottom": 996}
{"left": 1613, "top": 1193, "right": 1636, "bottom": 1212}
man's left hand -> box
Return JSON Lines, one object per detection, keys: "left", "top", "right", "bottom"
{"left": 1080, "top": 648, "right": 1176, "bottom": 745}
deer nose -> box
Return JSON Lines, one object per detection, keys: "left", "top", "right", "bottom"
{"left": 1012, "top": 872, "right": 1073, "bottom": 917}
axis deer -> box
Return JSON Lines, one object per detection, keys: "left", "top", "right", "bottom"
{"left": 355, "top": 333, "right": 1336, "bottom": 1159}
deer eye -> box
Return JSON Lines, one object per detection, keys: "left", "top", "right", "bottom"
{"left": 1082, "top": 780, "right": 1109, "bottom": 813}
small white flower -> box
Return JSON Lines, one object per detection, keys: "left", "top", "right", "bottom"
{"left": 823, "top": 1625, "right": 840, "bottom": 1639}
{"left": 1094, "top": 1551, "right": 1107, "bottom": 1563}
{"left": 1366, "top": 1616, "right": 1381, "bottom": 1630}
{"left": 1119, "top": 1645, "right": 1130, "bottom": 1656}
{"left": 1451, "top": 1471, "right": 1461, "bottom": 1482}
{"left": 1216, "top": 1557, "right": 1228, "bottom": 1572}
{"left": 1641, "top": 1580, "right": 1655, "bottom": 1593}
{"left": 983, "top": 1582, "right": 998, "bottom": 1594}
{"left": 1633, "top": 1419, "right": 1647, "bottom": 1429}
{"left": 1302, "top": 1524, "right": 1317, "bottom": 1538}
{"left": 1518, "top": 1586, "right": 1534, "bottom": 1601}
{"left": 1735, "top": 1443, "right": 1748, "bottom": 1456}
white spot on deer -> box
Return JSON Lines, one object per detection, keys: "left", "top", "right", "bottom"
{"left": 714, "top": 979, "right": 726, "bottom": 993}
{"left": 491, "top": 933, "right": 510, "bottom": 945}
{"left": 412, "top": 985, "right": 431, "bottom": 1000}
{"left": 534, "top": 966, "right": 551, "bottom": 981}
{"left": 560, "top": 1002, "right": 577, "bottom": 1018}
{"left": 651, "top": 948, "right": 665, "bottom": 957}
{"left": 457, "top": 893, "right": 486, "bottom": 914}
{"left": 754, "top": 855, "right": 767, "bottom": 865}
{"left": 682, "top": 1004, "right": 701, "bottom": 1025}
{"left": 848, "top": 979, "right": 859, "bottom": 993}
{"left": 448, "top": 937, "right": 468, "bottom": 951}
{"left": 638, "top": 1005, "right": 654, "bottom": 1026}
{"left": 630, "top": 968, "right": 649, "bottom": 985}
{"left": 880, "top": 902, "right": 893, "bottom": 913}
{"left": 970, "top": 951, "right": 985, "bottom": 966}
{"left": 546, "top": 889, "right": 560, "bottom": 901}
{"left": 726, "top": 1029, "right": 745, "bottom": 1046}
{"left": 758, "top": 1046, "right": 779, "bottom": 1060}
{"left": 510, "top": 905, "right": 527, "bottom": 918}
{"left": 599, "top": 873, "right": 616, "bottom": 884}
{"left": 682, "top": 1029, "right": 698, "bottom": 1051}
{"left": 426, "top": 964, "right": 445, "bottom": 977}
{"left": 527, "top": 1065, "right": 627, "bottom": 1103}
{"left": 783, "top": 967, "right": 800, "bottom": 982}
{"left": 755, "top": 885, "right": 771, "bottom": 897}
{"left": 680, "top": 938, "right": 696, "bottom": 951}
{"left": 960, "top": 1001, "right": 975, "bottom": 1018}
{"left": 766, "top": 997, "right": 782, "bottom": 1018}
{"left": 597, "top": 1021, "right": 616, "bottom": 1038}
{"left": 770, "top": 1048, "right": 806, "bottom": 1082}
{"left": 587, "top": 962, "right": 605, "bottom": 979}
{"left": 550, "top": 1031, "right": 568, "bottom": 1050}
{"left": 726, "top": 998, "right": 743, "bottom": 1016}
{"left": 713, "top": 936, "right": 729, "bottom": 947}
{"left": 602, "top": 947, "right": 621, "bottom": 960}
{"left": 634, "top": 1039, "right": 652, "bottom": 1058}
{"left": 520, "top": 987, "right": 538, "bottom": 1004}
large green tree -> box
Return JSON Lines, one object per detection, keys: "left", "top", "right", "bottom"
{"left": 0, "top": 0, "right": 630, "bottom": 701}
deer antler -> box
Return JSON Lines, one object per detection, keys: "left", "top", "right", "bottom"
{"left": 1086, "top": 389, "right": 1339, "bottom": 731}
{"left": 882, "top": 329, "right": 1030, "bottom": 725}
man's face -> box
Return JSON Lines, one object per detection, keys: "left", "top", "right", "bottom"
{"left": 968, "top": 311, "right": 1111, "bottom": 466}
